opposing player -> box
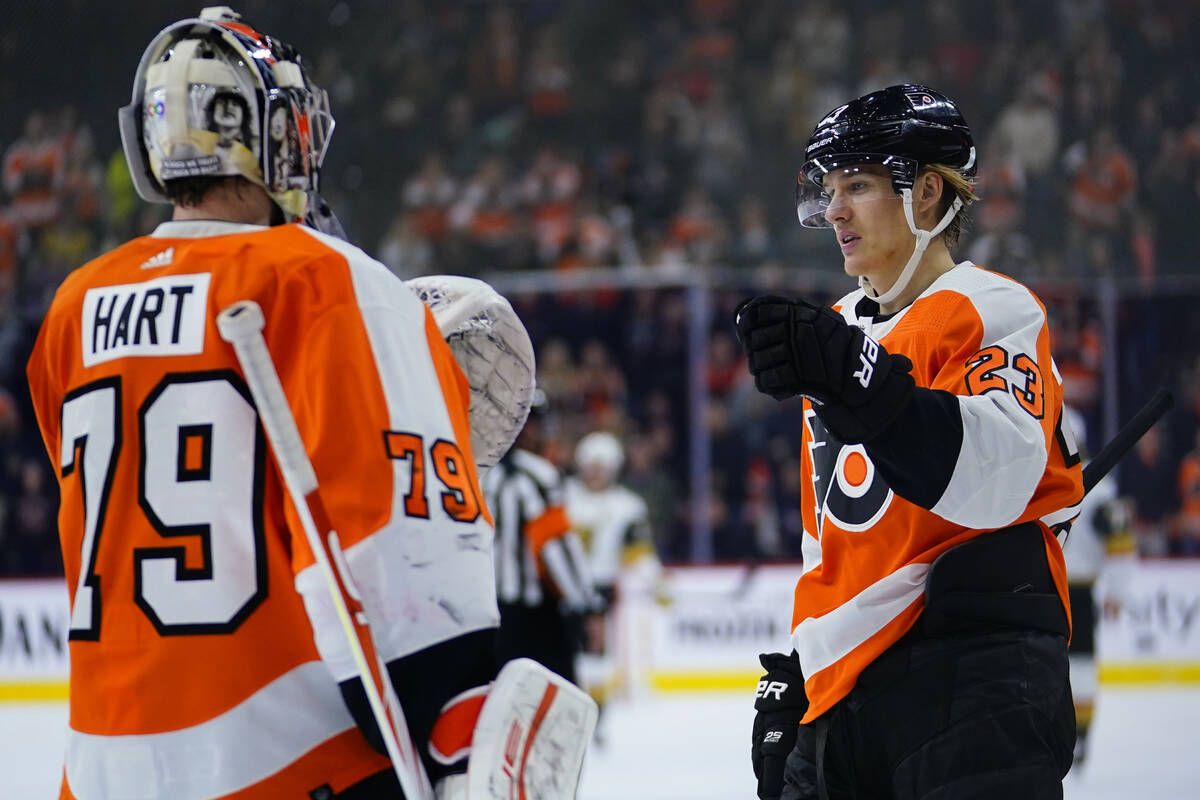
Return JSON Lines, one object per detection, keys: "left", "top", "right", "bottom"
{"left": 565, "top": 431, "right": 664, "bottom": 715}
{"left": 26, "top": 8, "right": 591, "bottom": 798}
{"left": 1060, "top": 407, "right": 1134, "bottom": 767}
{"left": 736, "top": 84, "right": 1083, "bottom": 799}
{"left": 481, "top": 391, "right": 599, "bottom": 685}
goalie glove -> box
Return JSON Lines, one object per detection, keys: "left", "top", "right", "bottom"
{"left": 407, "top": 275, "right": 536, "bottom": 471}
{"left": 430, "top": 658, "right": 598, "bottom": 800}
{"left": 734, "top": 295, "right": 914, "bottom": 443}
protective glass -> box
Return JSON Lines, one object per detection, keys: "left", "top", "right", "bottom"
{"left": 795, "top": 154, "right": 914, "bottom": 228}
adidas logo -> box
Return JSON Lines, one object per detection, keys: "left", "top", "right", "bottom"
{"left": 140, "top": 247, "right": 174, "bottom": 269}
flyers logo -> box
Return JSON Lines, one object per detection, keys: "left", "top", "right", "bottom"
{"left": 806, "top": 409, "right": 893, "bottom": 534}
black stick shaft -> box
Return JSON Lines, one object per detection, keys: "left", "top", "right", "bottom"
{"left": 1083, "top": 388, "right": 1173, "bottom": 494}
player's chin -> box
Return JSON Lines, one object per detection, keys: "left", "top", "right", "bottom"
{"left": 840, "top": 254, "right": 867, "bottom": 278}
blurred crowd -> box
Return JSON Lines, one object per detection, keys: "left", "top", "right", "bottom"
{"left": 2, "top": 0, "right": 1200, "bottom": 574}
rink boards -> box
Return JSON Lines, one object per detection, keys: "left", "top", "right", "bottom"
{"left": 3, "top": 559, "right": 1200, "bottom": 700}
{"left": 615, "top": 560, "right": 1200, "bottom": 693}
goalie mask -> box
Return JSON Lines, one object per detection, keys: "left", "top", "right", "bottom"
{"left": 797, "top": 84, "right": 976, "bottom": 305}
{"left": 119, "top": 6, "right": 334, "bottom": 224}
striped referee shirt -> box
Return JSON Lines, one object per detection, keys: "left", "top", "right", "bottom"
{"left": 481, "top": 448, "right": 596, "bottom": 610}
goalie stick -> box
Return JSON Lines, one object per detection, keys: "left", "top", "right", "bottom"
{"left": 1082, "top": 388, "right": 1173, "bottom": 495}
{"left": 217, "top": 300, "right": 434, "bottom": 800}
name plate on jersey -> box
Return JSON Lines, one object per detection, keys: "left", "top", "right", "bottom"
{"left": 81, "top": 274, "right": 211, "bottom": 367}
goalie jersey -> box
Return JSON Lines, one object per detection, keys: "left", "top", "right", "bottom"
{"left": 26, "top": 220, "right": 500, "bottom": 799}
{"left": 791, "top": 262, "right": 1083, "bottom": 723}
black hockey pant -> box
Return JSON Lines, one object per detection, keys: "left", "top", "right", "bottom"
{"left": 497, "top": 599, "right": 581, "bottom": 685}
{"left": 780, "top": 625, "right": 1076, "bottom": 800}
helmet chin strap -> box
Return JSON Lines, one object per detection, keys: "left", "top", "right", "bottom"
{"left": 860, "top": 190, "right": 962, "bottom": 307}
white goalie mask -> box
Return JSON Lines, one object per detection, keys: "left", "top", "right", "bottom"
{"left": 118, "top": 6, "right": 334, "bottom": 222}
{"left": 407, "top": 275, "right": 537, "bottom": 472}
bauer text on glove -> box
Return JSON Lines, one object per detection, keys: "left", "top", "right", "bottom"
{"left": 751, "top": 651, "right": 808, "bottom": 800}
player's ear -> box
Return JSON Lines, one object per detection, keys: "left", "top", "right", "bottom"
{"left": 920, "top": 171, "right": 942, "bottom": 206}
{"left": 915, "top": 170, "right": 943, "bottom": 218}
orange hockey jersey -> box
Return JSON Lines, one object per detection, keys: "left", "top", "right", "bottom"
{"left": 27, "top": 220, "right": 500, "bottom": 798}
{"left": 791, "top": 263, "right": 1083, "bottom": 723}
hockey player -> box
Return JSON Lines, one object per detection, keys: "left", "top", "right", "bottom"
{"left": 565, "top": 431, "right": 664, "bottom": 717}
{"left": 736, "top": 84, "right": 1083, "bottom": 799}
{"left": 482, "top": 390, "right": 599, "bottom": 685}
{"left": 26, "top": 8, "right": 591, "bottom": 799}
{"left": 1060, "top": 406, "right": 1135, "bottom": 767}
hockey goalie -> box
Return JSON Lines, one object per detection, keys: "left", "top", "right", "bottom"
{"left": 27, "top": 3, "right": 593, "bottom": 797}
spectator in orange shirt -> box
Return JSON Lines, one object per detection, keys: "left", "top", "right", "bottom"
{"left": 3, "top": 111, "right": 66, "bottom": 233}
{"left": 448, "top": 155, "right": 522, "bottom": 268}
{"left": 1063, "top": 125, "right": 1136, "bottom": 275}
{"left": 400, "top": 152, "right": 457, "bottom": 243}
{"left": 1066, "top": 125, "right": 1135, "bottom": 230}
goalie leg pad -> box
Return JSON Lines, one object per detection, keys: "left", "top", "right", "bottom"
{"left": 459, "top": 658, "right": 598, "bottom": 800}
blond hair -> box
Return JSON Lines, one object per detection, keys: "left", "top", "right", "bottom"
{"left": 922, "top": 164, "right": 979, "bottom": 247}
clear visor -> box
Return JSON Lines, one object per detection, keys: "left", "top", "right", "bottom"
{"left": 795, "top": 153, "right": 914, "bottom": 228}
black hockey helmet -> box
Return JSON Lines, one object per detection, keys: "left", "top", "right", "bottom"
{"left": 797, "top": 84, "right": 975, "bottom": 227}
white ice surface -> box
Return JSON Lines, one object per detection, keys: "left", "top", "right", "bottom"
{"left": 5, "top": 687, "right": 1200, "bottom": 799}
{"left": 578, "top": 687, "right": 1200, "bottom": 800}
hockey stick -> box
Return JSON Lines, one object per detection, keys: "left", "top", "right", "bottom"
{"left": 217, "top": 300, "right": 434, "bottom": 800}
{"left": 1082, "top": 387, "right": 1173, "bottom": 495}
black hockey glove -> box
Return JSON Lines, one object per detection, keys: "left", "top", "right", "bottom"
{"left": 734, "top": 295, "right": 915, "bottom": 443}
{"left": 752, "top": 651, "right": 808, "bottom": 800}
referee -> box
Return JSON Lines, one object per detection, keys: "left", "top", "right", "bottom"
{"left": 481, "top": 390, "right": 597, "bottom": 684}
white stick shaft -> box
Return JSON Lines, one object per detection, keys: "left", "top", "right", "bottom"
{"left": 217, "top": 300, "right": 434, "bottom": 800}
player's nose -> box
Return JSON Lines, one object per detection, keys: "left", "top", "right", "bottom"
{"left": 824, "top": 195, "right": 850, "bottom": 225}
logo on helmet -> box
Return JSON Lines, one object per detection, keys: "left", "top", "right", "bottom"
{"left": 808, "top": 135, "right": 835, "bottom": 153}
{"left": 904, "top": 91, "right": 940, "bottom": 111}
